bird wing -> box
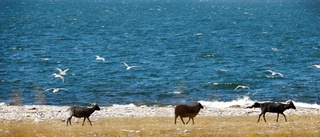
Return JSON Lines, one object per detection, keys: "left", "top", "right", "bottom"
{"left": 53, "top": 88, "right": 60, "bottom": 93}
{"left": 278, "top": 73, "right": 284, "bottom": 77}
{"left": 63, "top": 68, "right": 69, "bottom": 73}
{"left": 246, "top": 86, "right": 251, "bottom": 91}
{"left": 60, "top": 88, "right": 68, "bottom": 91}
{"left": 234, "top": 86, "right": 240, "bottom": 91}
{"left": 122, "top": 62, "right": 129, "bottom": 67}
{"left": 312, "top": 65, "right": 320, "bottom": 68}
{"left": 56, "top": 68, "right": 62, "bottom": 73}
{"left": 96, "top": 56, "right": 105, "bottom": 61}
{"left": 61, "top": 76, "right": 64, "bottom": 83}
{"left": 55, "top": 74, "right": 64, "bottom": 82}
{"left": 265, "top": 70, "right": 273, "bottom": 73}
{"left": 45, "top": 88, "right": 53, "bottom": 91}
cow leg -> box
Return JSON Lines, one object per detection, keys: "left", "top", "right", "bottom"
{"left": 66, "top": 117, "right": 72, "bottom": 126}
{"left": 180, "top": 117, "right": 185, "bottom": 124}
{"left": 82, "top": 117, "right": 86, "bottom": 126}
{"left": 186, "top": 117, "right": 191, "bottom": 124}
{"left": 191, "top": 117, "right": 195, "bottom": 124}
{"left": 262, "top": 113, "right": 267, "bottom": 122}
{"left": 87, "top": 117, "right": 92, "bottom": 126}
{"left": 281, "top": 113, "right": 287, "bottom": 122}
{"left": 257, "top": 113, "right": 263, "bottom": 123}
{"left": 174, "top": 115, "right": 178, "bottom": 124}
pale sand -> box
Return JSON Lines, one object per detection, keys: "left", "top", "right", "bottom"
{"left": 0, "top": 104, "right": 319, "bottom": 121}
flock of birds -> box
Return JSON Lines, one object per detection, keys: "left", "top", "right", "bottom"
{"left": 232, "top": 69, "right": 284, "bottom": 92}
{"left": 95, "top": 55, "right": 139, "bottom": 70}
{"left": 45, "top": 58, "right": 319, "bottom": 94}
{"left": 45, "top": 55, "right": 139, "bottom": 93}
{"left": 231, "top": 65, "right": 319, "bottom": 92}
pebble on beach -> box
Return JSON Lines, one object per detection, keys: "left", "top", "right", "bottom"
{"left": 0, "top": 105, "right": 319, "bottom": 120}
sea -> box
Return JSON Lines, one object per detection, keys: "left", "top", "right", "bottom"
{"left": 1, "top": 0, "right": 320, "bottom": 108}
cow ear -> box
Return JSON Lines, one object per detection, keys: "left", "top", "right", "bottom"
{"left": 286, "top": 100, "right": 292, "bottom": 104}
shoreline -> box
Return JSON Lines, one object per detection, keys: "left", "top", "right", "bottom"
{"left": 0, "top": 104, "right": 319, "bottom": 120}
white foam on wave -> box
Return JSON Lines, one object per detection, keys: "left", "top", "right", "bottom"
{"left": 199, "top": 96, "right": 256, "bottom": 108}
{"left": 112, "top": 103, "right": 136, "bottom": 108}
{"left": 198, "top": 96, "right": 320, "bottom": 109}
{"left": 294, "top": 102, "right": 320, "bottom": 109}
{"left": 169, "top": 90, "right": 183, "bottom": 95}
{"left": 0, "top": 102, "right": 9, "bottom": 106}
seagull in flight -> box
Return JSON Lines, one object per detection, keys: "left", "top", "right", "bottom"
{"left": 45, "top": 88, "right": 68, "bottom": 93}
{"left": 96, "top": 55, "right": 105, "bottom": 62}
{"left": 52, "top": 73, "right": 65, "bottom": 83}
{"left": 265, "top": 70, "right": 284, "bottom": 77}
{"left": 56, "top": 68, "right": 69, "bottom": 76}
{"left": 122, "top": 62, "right": 138, "bottom": 70}
{"left": 311, "top": 64, "right": 320, "bottom": 69}
{"left": 234, "top": 85, "right": 251, "bottom": 91}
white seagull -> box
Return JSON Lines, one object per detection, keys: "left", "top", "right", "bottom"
{"left": 122, "top": 62, "right": 138, "bottom": 70}
{"left": 265, "top": 70, "right": 284, "bottom": 77}
{"left": 45, "top": 88, "right": 68, "bottom": 93}
{"left": 56, "top": 68, "right": 69, "bottom": 75}
{"left": 311, "top": 64, "right": 320, "bottom": 69}
{"left": 52, "top": 73, "right": 65, "bottom": 83}
{"left": 234, "top": 85, "right": 251, "bottom": 91}
{"left": 95, "top": 55, "right": 105, "bottom": 62}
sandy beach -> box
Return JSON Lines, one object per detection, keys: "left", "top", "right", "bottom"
{"left": 0, "top": 103, "right": 320, "bottom": 137}
{"left": 0, "top": 103, "right": 318, "bottom": 120}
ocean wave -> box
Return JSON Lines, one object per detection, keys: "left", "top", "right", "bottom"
{"left": 199, "top": 96, "right": 255, "bottom": 108}
{"left": 199, "top": 96, "right": 320, "bottom": 109}
{"left": 1, "top": 0, "right": 319, "bottom": 107}
{"left": 108, "top": 96, "right": 320, "bottom": 109}
{"left": 112, "top": 103, "right": 136, "bottom": 108}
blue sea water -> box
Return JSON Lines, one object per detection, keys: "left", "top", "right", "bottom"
{"left": 0, "top": 0, "right": 319, "bottom": 107}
